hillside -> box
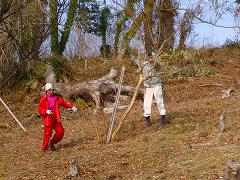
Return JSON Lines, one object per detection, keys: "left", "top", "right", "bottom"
{"left": 1, "top": 48, "right": 240, "bottom": 179}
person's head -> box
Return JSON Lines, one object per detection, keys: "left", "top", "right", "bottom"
{"left": 146, "top": 52, "right": 156, "bottom": 64}
{"left": 147, "top": 51, "right": 156, "bottom": 58}
{"left": 43, "top": 83, "right": 55, "bottom": 95}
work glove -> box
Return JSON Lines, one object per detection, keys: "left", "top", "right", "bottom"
{"left": 71, "top": 106, "right": 77, "bottom": 112}
{"left": 46, "top": 110, "right": 52, "bottom": 115}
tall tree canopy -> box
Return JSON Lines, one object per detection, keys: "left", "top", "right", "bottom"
{"left": 75, "top": 1, "right": 111, "bottom": 57}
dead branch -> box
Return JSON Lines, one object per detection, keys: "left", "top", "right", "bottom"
{"left": 196, "top": 84, "right": 224, "bottom": 87}
{"left": 0, "top": 97, "right": 27, "bottom": 132}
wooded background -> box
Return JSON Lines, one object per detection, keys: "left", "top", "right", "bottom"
{"left": 0, "top": 0, "right": 239, "bottom": 90}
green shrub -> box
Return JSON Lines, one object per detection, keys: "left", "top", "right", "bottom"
{"left": 223, "top": 39, "right": 240, "bottom": 48}
{"left": 202, "top": 68, "right": 220, "bottom": 77}
{"left": 75, "top": 98, "right": 86, "bottom": 108}
{"left": 50, "top": 56, "right": 65, "bottom": 77}
{"left": 44, "top": 55, "right": 73, "bottom": 82}
{"left": 75, "top": 98, "right": 96, "bottom": 109}
{"left": 160, "top": 50, "right": 184, "bottom": 62}
{"left": 17, "top": 68, "right": 32, "bottom": 86}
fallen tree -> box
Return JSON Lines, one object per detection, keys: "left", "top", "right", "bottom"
{"left": 52, "top": 67, "right": 144, "bottom": 112}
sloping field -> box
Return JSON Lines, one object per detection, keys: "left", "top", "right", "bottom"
{"left": 1, "top": 48, "right": 240, "bottom": 179}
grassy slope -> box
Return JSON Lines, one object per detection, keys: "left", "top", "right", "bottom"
{"left": 1, "top": 48, "right": 240, "bottom": 179}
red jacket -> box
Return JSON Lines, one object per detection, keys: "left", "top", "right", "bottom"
{"left": 38, "top": 94, "right": 73, "bottom": 126}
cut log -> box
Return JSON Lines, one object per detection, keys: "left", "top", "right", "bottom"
{"left": 99, "top": 83, "right": 110, "bottom": 94}
{"left": 221, "top": 87, "right": 234, "bottom": 99}
{"left": 51, "top": 68, "right": 144, "bottom": 112}
{"left": 224, "top": 161, "right": 240, "bottom": 180}
{"left": 103, "top": 105, "right": 129, "bottom": 114}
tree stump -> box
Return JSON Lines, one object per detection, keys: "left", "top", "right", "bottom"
{"left": 224, "top": 161, "right": 240, "bottom": 180}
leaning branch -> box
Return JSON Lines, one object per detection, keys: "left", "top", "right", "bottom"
{"left": 111, "top": 74, "right": 144, "bottom": 142}
{"left": 179, "top": 8, "right": 239, "bottom": 29}
{"left": 0, "top": 97, "right": 27, "bottom": 132}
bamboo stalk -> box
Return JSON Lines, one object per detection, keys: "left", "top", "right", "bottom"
{"left": 0, "top": 97, "right": 27, "bottom": 132}
{"left": 106, "top": 66, "right": 125, "bottom": 143}
{"left": 111, "top": 75, "right": 144, "bottom": 142}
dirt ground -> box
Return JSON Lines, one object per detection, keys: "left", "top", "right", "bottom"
{"left": 1, "top": 48, "right": 240, "bottom": 179}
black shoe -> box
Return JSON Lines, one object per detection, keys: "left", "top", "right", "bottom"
{"left": 163, "top": 115, "right": 170, "bottom": 124}
{"left": 145, "top": 116, "right": 152, "bottom": 127}
{"left": 160, "top": 115, "right": 166, "bottom": 128}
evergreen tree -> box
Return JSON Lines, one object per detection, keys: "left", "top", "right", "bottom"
{"left": 76, "top": 1, "right": 111, "bottom": 57}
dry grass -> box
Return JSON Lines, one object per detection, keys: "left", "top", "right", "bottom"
{"left": 1, "top": 48, "right": 240, "bottom": 179}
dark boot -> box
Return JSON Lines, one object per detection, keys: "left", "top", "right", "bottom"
{"left": 145, "top": 116, "right": 152, "bottom": 127}
{"left": 160, "top": 115, "right": 166, "bottom": 128}
{"left": 49, "top": 143, "right": 56, "bottom": 151}
{"left": 163, "top": 115, "right": 170, "bottom": 124}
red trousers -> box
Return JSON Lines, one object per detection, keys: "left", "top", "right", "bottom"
{"left": 42, "top": 116, "right": 64, "bottom": 151}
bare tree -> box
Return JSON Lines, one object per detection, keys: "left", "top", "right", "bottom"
{"left": 113, "top": 0, "right": 137, "bottom": 57}
{"left": 177, "top": 4, "right": 203, "bottom": 50}
{"left": 0, "top": 0, "right": 48, "bottom": 90}
{"left": 115, "top": 0, "right": 178, "bottom": 60}
{"left": 143, "top": 0, "right": 155, "bottom": 54}
{"left": 156, "top": 0, "right": 177, "bottom": 52}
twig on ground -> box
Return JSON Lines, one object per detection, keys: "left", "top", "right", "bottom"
{"left": 196, "top": 84, "right": 224, "bottom": 87}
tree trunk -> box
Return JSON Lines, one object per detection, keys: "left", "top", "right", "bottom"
{"left": 113, "top": 0, "right": 135, "bottom": 58}
{"left": 113, "top": 15, "right": 127, "bottom": 58}
{"left": 58, "top": 0, "right": 78, "bottom": 54}
{"left": 117, "top": 11, "right": 145, "bottom": 60}
{"left": 143, "top": 0, "right": 155, "bottom": 54}
{"left": 157, "top": 0, "right": 176, "bottom": 52}
{"left": 99, "top": 7, "right": 110, "bottom": 58}
{"left": 50, "top": 0, "right": 78, "bottom": 55}
{"left": 178, "top": 11, "right": 192, "bottom": 50}
{"left": 50, "top": 0, "right": 59, "bottom": 54}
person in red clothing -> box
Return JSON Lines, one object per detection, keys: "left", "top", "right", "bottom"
{"left": 38, "top": 83, "right": 77, "bottom": 152}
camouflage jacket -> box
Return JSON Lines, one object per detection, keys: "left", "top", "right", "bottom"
{"left": 132, "top": 59, "right": 163, "bottom": 88}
